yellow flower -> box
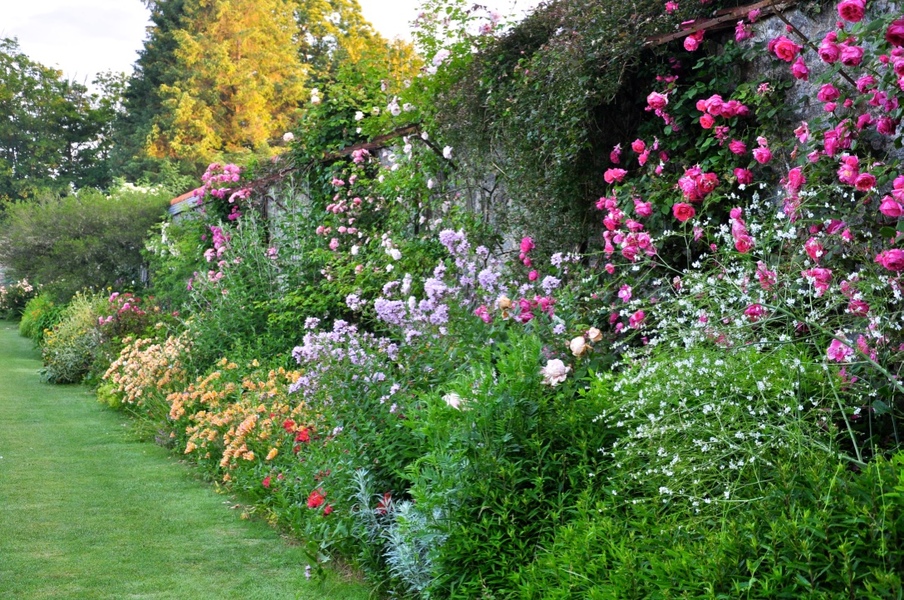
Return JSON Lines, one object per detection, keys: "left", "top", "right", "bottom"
{"left": 266, "top": 447, "right": 278, "bottom": 461}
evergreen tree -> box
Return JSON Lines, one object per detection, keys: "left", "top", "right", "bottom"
{"left": 145, "top": 0, "right": 307, "bottom": 170}
{"left": 109, "top": 0, "right": 191, "bottom": 183}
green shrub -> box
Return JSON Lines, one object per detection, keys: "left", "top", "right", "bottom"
{"left": 396, "top": 332, "right": 613, "bottom": 598}
{"left": 516, "top": 453, "right": 904, "bottom": 599}
{"left": 41, "top": 292, "right": 107, "bottom": 384}
{"left": 18, "top": 291, "right": 65, "bottom": 345}
{"left": 0, "top": 185, "right": 169, "bottom": 301}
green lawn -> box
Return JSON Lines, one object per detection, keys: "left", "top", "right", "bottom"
{"left": 0, "top": 321, "right": 371, "bottom": 599}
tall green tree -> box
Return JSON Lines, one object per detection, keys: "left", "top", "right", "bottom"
{"left": 109, "top": 0, "right": 188, "bottom": 184}
{"left": 0, "top": 186, "right": 170, "bottom": 299}
{"left": 294, "top": 0, "right": 382, "bottom": 79}
{"left": 0, "top": 38, "right": 117, "bottom": 202}
{"left": 145, "top": 0, "right": 308, "bottom": 170}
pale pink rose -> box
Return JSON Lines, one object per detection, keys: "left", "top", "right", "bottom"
{"left": 570, "top": 336, "right": 588, "bottom": 357}
{"left": 540, "top": 359, "right": 570, "bottom": 386}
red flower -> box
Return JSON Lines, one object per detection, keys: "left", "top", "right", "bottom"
{"left": 376, "top": 492, "right": 393, "bottom": 515}
{"left": 295, "top": 427, "right": 310, "bottom": 443}
{"left": 323, "top": 504, "right": 334, "bottom": 516}
{"left": 307, "top": 488, "right": 326, "bottom": 509}
{"left": 262, "top": 475, "right": 272, "bottom": 489}
{"left": 282, "top": 419, "right": 296, "bottom": 432}
{"left": 672, "top": 203, "right": 696, "bottom": 222}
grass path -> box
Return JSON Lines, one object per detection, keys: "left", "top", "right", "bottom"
{"left": 0, "top": 321, "right": 370, "bottom": 600}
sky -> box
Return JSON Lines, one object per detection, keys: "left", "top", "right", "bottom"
{"left": 0, "top": 0, "right": 541, "bottom": 86}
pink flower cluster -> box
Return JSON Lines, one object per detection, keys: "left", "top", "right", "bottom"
{"left": 677, "top": 165, "right": 718, "bottom": 203}
{"left": 836, "top": 154, "right": 876, "bottom": 191}
{"left": 696, "top": 94, "right": 749, "bottom": 130}
{"left": 729, "top": 207, "right": 754, "bottom": 253}
{"left": 597, "top": 196, "right": 657, "bottom": 262}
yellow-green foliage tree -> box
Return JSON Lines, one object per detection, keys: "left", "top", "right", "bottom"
{"left": 147, "top": 0, "right": 307, "bottom": 168}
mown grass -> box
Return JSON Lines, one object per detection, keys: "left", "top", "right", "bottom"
{"left": 0, "top": 321, "right": 372, "bottom": 600}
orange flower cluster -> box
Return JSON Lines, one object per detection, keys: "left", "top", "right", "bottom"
{"left": 102, "top": 334, "right": 190, "bottom": 409}
{"left": 171, "top": 363, "right": 313, "bottom": 475}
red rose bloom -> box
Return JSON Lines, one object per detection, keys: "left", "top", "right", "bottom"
{"left": 672, "top": 203, "right": 696, "bottom": 222}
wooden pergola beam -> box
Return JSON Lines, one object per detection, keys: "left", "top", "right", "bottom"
{"left": 645, "top": 0, "right": 798, "bottom": 46}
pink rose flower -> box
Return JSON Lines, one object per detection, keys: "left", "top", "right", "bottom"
{"left": 646, "top": 91, "right": 669, "bottom": 110}
{"left": 520, "top": 236, "right": 535, "bottom": 254}
{"left": 684, "top": 31, "right": 704, "bottom": 52}
{"left": 618, "top": 285, "right": 632, "bottom": 302}
{"left": 877, "top": 117, "right": 898, "bottom": 136}
{"left": 604, "top": 168, "right": 628, "bottom": 184}
{"left": 734, "top": 168, "right": 754, "bottom": 185}
{"left": 634, "top": 199, "right": 653, "bottom": 217}
{"left": 628, "top": 310, "right": 646, "bottom": 329}
{"left": 887, "top": 18, "right": 904, "bottom": 47}
{"left": 771, "top": 36, "right": 802, "bottom": 62}
{"left": 827, "top": 338, "right": 854, "bottom": 362}
{"left": 744, "top": 303, "right": 766, "bottom": 322}
{"left": 817, "top": 84, "right": 840, "bottom": 102}
{"left": 854, "top": 172, "right": 876, "bottom": 192}
{"left": 786, "top": 167, "right": 806, "bottom": 191}
{"left": 879, "top": 196, "right": 904, "bottom": 217}
{"left": 818, "top": 40, "right": 840, "bottom": 63}
{"left": 805, "top": 237, "right": 825, "bottom": 262}
{"left": 728, "top": 139, "right": 747, "bottom": 155}
{"left": 875, "top": 248, "right": 904, "bottom": 271}
{"left": 791, "top": 56, "right": 809, "bottom": 80}
{"left": 734, "top": 235, "right": 754, "bottom": 254}
{"left": 837, "top": 0, "right": 865, "bottom": 23}
{"left": 752, "top": 147, "right": 772, "bottom": 164}
{"left": 631, "top": 139, "right": 646, "bottom": 153}
{"left": 840, "top": 45, "right": 864, "bottom": 67}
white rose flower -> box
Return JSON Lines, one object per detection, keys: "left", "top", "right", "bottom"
{"left": 569, "top": 336, "right": 587, "bottom": 357}
{"left": 540, "top": 359, "right": 570, "bottom": 386}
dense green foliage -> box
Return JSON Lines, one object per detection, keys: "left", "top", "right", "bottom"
{"left": 0, "top": 185, "right": 169, "bottom": 299}
{"left": 8, "top": 0, "right": 904, "bottom": 598}
{"left": 0, "top": 38, "right": 121, "bottom": 202}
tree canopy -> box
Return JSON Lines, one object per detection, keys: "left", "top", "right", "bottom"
{"left": 0, "top": 38, "right": 120, "bottom": 202}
